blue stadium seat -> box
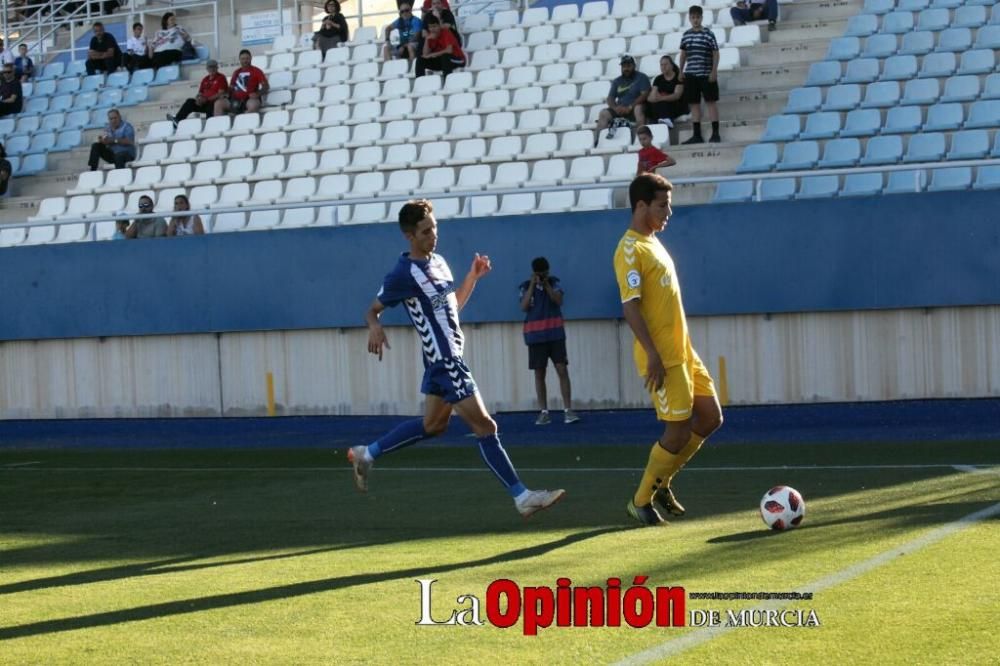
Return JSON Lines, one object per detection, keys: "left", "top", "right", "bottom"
{"left": 81, "top": 74, "right": 105, "bottom": 92}
{"left": 87, "top": 109, "right": 107, "bottom": 129}
{"left": 861, "top": 81, "right": 900, "bottom": 107}
{"left": 958, "top": 49, "right": 995, "bottom": 75}
{"left": 966, "top": 100, "right": 1000, "bottom": 128}
{"left": 0, "top": 118, "right": 14, "bottom": 135}
{"left": 31, "top": 78, "right": 57, "bottom": 97}
{"left": 886, "top": 169, "right": 927, "bottom": 193}
{"left": 65, "top": 110, "right": 90, "bottom": 129}
{"left": 860, "top": 135, "right": 903, "bottom": 165}
{"left": 48, "top": 94, "right": 73, "bottom": 113}
{"left": 882, "top": 54, "right": 917, "bottom": 80}
{"left": 954, "top": 5, "right": 987, "bottom": 28}
{"left": 899, "top": 0, "right": 929, "bottom": 9}
{"left": 863, "top": 33, "right": 899, "bottom": 58}
{"left": 974, "top": 24, "right": 1000, "bottom": 48}
{"left": 992, "top": 4, "right": 1000, "bottom": 23}
{"left": 900, "top": 30, "right": 935, "bottom": 55}
{"left": 819, "top": 138, "right": 862, "bottom": 167}
{"left": 941, "top": 75, "right": 980, "bottom": 102}
{"left": 801, "top": 112, "right": 841, "bottom": 140}
{"left": 862, "top": 0, "right": 894, "bottom": 14}
{"left": 25, "top": 131, "right": 56, "bottom": 155}
{"left": 822, "top": 84, "right": 861, "bottom": 111}
{"left": 130, "top": 69, "right": 155, "bottom": 86}
{"left": 41, "top": 112, "right": 66, "bottom": 132}
{"left": 973, "top": 166, "right": 1000, "bottom": 190}
{"left": 883, "top": 11, "right": 915, "bottom": 34}
{"left": 947, "top": 130, "right": 990, "bottom": 160}
{"left": 796, "top": 175, "right": 839, "bottom": 199}
{"left": 760, "top": 178, "right": 797, "bottom": 201}
{"left": 783, "top": 88, "right": 822, "bottom": 114}
{"left": 736, "top": 143, "right": 779, "bottom": 173}
{"left": 930, "top": 0, "right": 962, "bottom": 8}
{"left": 776, "top": 141, "right": 819, "bottom": 171}
{"left": 53, "top": 129, "right": 82, "bottom": 152}
{"left": 74, "top": 91, "right": 98, "bottom": 109}
{"left": 25, "top": 97, "right": 48, "bottom": 114}
{"left": 762, "top": 114, "right": 801, "bottom": 142}
{"left": 841, "top": 173, "right": 883, "bottom": 196}
{"left": 805, "top": 61, "right": 841, "bottom": 86}
{"left": 984, "top": 74, "right": 1000, "bottom": 99}
{"left": 827, "top": 37, "right": 861, "bottom": 60}
{"left": 16, "top": 115, "right": 40, "bottom": 134}
{"left": 904, "top": 132, "right": 946, "bottom": 162}
{"left": 66, "top": 60, "right": 87, "bottom": 77}
{"left": 18, "top": 152, "right": 47, "bottom": 175}
{"left": 917, "top": 8, "right": 950, "bottom": 31}
{"left": 846, "top": 14, "right": 879, "bottom": 36}
{"left": 918, "top": 52, "right": 956, "bottom": 78}
{"left": 195, "top": 44, "right": 211, "bottom": 61}
{"left": 840, "top": 108, "right": 882, "bottom": 137}
{"left": 929, "top": 167, "right": 972, "bottom": 191}
{"left": 843, "top": 58, "right": 880, "bottom": 83}
{"left": 123, "top": 86, "right": 149, "bottom": 106}
{"left": 936, "top": 27, "right": 971, "bottom": 52}
{"left": 901, "top": 78, "right": 939, "bottom": 105}
{"left": 96, "top": 88, "right": 124, "bottom": 108}
{"left": 106, "top": 70, "right": 131, "bottom": 88}
{"left": 37, "top": 62, "right": 65, "bottom": 80}
{"left": 990, "top": 132, "right": 1000, "bottom": 158}
{"left": 883, "top": 106, "right": 923, "bottom": 134}
{"left": 713, "top": 180, "right": 754, "bottom": 203}
{"left": 151, "top": 65, "right": 180, "bottom": 86}
{"left": 923, "top": 103, "right": 964, "bottom": 131}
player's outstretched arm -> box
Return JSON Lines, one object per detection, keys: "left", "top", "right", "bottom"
{"left": 622, "top": 299, "right": 666, "bottom": 391}
{"left": 455, "top": 253, "right": 491, "bottom": 310}
{"left": 365, "top": 298, "right": 391, "bottom": 361}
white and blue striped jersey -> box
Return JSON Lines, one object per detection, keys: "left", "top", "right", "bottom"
{"left": 377, "top": 252, "right": 465, "bottom": 367}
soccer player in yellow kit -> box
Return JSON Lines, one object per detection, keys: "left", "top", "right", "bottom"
{"left": 613, "top": 174, "right": 723, "bottom": 526}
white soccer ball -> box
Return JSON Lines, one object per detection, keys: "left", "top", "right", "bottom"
{"left": 759, "top": 486, "right": 805, "bottom": 531}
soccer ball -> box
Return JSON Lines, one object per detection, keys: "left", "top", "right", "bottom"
{"left": 759, "top": 486, "right": 805, "bottom": 531}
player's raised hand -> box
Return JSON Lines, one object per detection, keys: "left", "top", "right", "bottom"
{"left": 471, "top": 253, "right": 492, "bottom": 279}
{"left": 367, "top": 324, "right": 390, "bottom": 361}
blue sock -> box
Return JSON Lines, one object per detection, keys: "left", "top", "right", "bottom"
{"left": 367, "top": 418, "right": 430, "bottom": 460}
{"left": 477, "top": 433, "right": 527, "bottom": 497}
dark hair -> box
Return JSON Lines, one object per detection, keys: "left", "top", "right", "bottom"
{"left": 325, "top": 0, "right": 341, "bottom": 13}
{"left": 18, "top": 42, "right": 27, "bottom": 49}
{"left": 239, "top": 49, "right": 252, "bottom": 57}
{"left": 531, "top": 257, "right": 549, "bottom": 273}
{"left": 629, "top": 173, "right": 673, "bottom": 212}
{"left": 93, "top": 21, "right": 104, "bottom": 28}
{"left": 138, "top": 194, "right": 154, "bottom": 206}
{"left": 174, "top": 194, "right": 190, "bottom": 207}
{"left": 423, "top": 14, "right": 440, "bottom": 26}
{"left": 133, "top": 22, "right": 143, "bottom": 29}
{"left": 688, "top": 4, "right": 703, "bottom": 16}
{"left": 398, "top": 199, "right": 433, "bottom": 234}
{"left": 636, "top": 125, "right": 652, "bottom": 138}
{"left": 0, "top": 143, "right": 6, "bottom": 159}
{"left": 107, "top": 108, "right": 121, "bottom": 118}
{"left": 161, "top": 12, "right": 174, "bottom": 30}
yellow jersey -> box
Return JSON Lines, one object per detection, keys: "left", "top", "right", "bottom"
{"left": 613, "top": 228, "right": 692, "bottom": 373}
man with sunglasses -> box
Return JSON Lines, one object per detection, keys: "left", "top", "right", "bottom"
{"left": 87, "top": 108, "right": 136, "bottom": 170}
{"left": 0, "top": 63, "right": 23, "bottom": 117}
{"left": 125, "top": 195, "right": 167, "bottom": 239}
{"left": 382, "top": 3, "right": 422, "bottom": 65}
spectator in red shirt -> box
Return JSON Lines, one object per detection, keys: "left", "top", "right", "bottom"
{"left": 215, "top": 49, "right": 268, "bottom": 116}
{"left": 167, "top": 59, "right": 228, "bottom": 127}
{"left": 636, "top": 125, "right": 676, "bottom": 175}
{"left": 415, "top": 15, "right": 465, "bottom": 78}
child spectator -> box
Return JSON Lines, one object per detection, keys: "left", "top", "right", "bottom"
{"left": 14, "top": 44, "right": 34, "bottom": 82}
{"left": 416, "top": 15, "right": 465, "bottom": 78}
{"left": 111, "top": 219, "right": 129, "bottom": 240}
{"left": 678, "top": 5, "right": 721, "bottom": 144}
{"left": 423, "top": 0, "right": 461, "bottom": 46}
{"left": 124, "top": 23, "right": 151, "bottom": 73}
{"left": 636, "top": 126, "right": 676, "bottom": 175}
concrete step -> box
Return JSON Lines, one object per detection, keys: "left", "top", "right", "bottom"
{"left": 780, "top": 0, "right": 864, "bottom": 22}
{"left": 762, "top": 19, "right": 848, "bottom": 44}
{"left": 744, "top": 39, "right": 832, "bottom": 68}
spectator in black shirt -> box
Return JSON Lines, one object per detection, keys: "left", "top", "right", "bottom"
{"left": 86, "top": 22, "right": 122, "bottom": 75}
{"left": 0, "top": 143, "right": 12, "bottom": 199}
{"left": 646, "top": 55, "right": 688, "bottom": 128}
{"left": 313, "top": 0, "right": 350, "bottom": 55}
{"left": 0, "top": 64, "right": 23, "bottom": 117}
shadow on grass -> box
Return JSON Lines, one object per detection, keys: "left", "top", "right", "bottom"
{"left": 0, "top": 526, "right": 626, "bottom": 640}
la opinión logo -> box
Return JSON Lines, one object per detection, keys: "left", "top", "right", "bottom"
{"left": 415, "top": 577, "right": 686, "bottom": 635}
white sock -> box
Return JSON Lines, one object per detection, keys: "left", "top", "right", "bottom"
{"left": 362, "top": 448, "right": 374, "bottom": 464}
{"left": 514, "top": 489, "right": 531, "bottom": 503}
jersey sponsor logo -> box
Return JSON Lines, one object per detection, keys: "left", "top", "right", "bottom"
{"left": 627, "top": 270, "right": 641, "bottom": 288}
{"left": 660, "top": 272, "right": 672, "bottom": 288}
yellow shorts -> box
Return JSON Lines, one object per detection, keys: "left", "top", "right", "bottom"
{"left": 648, "top": 352, "right": 717, "bottom": 422}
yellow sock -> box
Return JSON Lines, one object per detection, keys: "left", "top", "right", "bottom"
{"left": 633, "top": 442, "right": 680, "bottom": 506}
{"left": 665, "top": 433, "right": 706, "bottom": 485}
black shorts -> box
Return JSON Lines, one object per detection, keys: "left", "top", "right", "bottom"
{"left": 683, "top": 75, "right": 720, "bottom": 104}
{"left": 608, "top": 107, "right": 637, "bottom": 123}
{"left": 528, "top": 339, "right": 568, "bottom": 370}
{"left": 229, "top": 98, "right": 248, "bottom": 114}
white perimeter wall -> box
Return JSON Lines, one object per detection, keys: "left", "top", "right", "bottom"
{"left": 2, "top": 306, "right": 999, "bottom": 418}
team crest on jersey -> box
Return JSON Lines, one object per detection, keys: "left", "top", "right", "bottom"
{"left": 627, "top": 270, "right": 641, "bottom": 288}
{"left": 430, "top": 289, "right": 454, "bottom": 311}
{"left": 660, "top": 272, "right": 672, "bottom": 288}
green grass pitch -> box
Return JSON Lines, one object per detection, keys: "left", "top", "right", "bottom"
{"left": 1, "top": 441, "right": 998, "bottom": 664}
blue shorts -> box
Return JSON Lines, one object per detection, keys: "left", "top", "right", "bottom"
{"left": 421, "top": 357, "right": 478, "bottom": 404}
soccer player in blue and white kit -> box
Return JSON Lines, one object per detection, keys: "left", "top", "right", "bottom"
{"left": 348, "top": 200, "right": 566, "bottom": 518}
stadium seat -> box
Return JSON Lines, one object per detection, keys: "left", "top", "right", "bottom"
{"left": 928, "top": 167, "right": 972, "bottom": 191}
{"left": 916, "top": 8, "right": 950, "bottom": 31}
{"left": 801, "top": 112, "right": 841, "bottom": 140}
{"left": 901, "top": 78, "right": 939, "bottom": 105}
{"left": 468, "top": 195, "right": 499, "bottom": 217}
{"left": 822, "top": 84, "right": 861, "bottom": 111}
{"left": 25, "top": 97, "right": 48, "bottom": 114}
{"left": 841, "top": 172, "right": 883, "bottom": 196}
{"left": 53, "top": 129, "right": 81, "bottom": 152}
{"left": 918, "top": 52, "right": 956, "bottom": 78}
{"left": 68, "top": 170, "right": 104, "bottom": 195}
{"left": 923, "top": 103, "right": 964, "bottom": 131}
{"left": 18, "top": 153, "right": 47, "bottom": 176}
{"left": 958, "top": 49, "right": 995, "bottom": 75}
{"left": 762, "top": 115, "right": 800, "bottom": 142}
{"left": 899, "top": 30, "right": 934, "bottom": 55}
{"left": 577, "top": 189, "right": 613, "bottom": 211}
{"left": 947, "top": 130, "right": 990, "bottom": 160}
{"left": 860, "top": 135, "right": 903, "bottom": 165}
{"left": 827, "top": 37, "right": 861, "bottom": 60}
{"left": 885, "top": 170, "right": 927, "bottom": 194}
{"left": 965, "top": 100, "right": 1000, "bottom": 128}
{"left": 30, "top": 197, "right": 67, "bottom": 222}
{"left": 784, "top": 88, "right": 821, "bottom": 114}
{"left": 713, "top": 180, "right": 754, "bottom": 203}
{"left": 843, "top": 58, "right": 880, "bottom": 84}
{"left": 929, "top": 0, "right": 961, "bottom": 7}
{"left": 863, "top": 0, "right": 894, "bottom": 13}
{"left": 26, "top": 132, "right": 56, "bottom": 155}
{"left": 883, "top": 106, "right": 924, "bottom": 134}
{"left": 41, "top": 113, "right": 66, "bottom": 133}
{"left": 776, "top": 141, "right": 819, "bottom": 171}
{"left": 883, "top": 11, "right": 915, "bottom": 33}
{"left": 529, "top": 159, "right": 567, "bottom": 187}
{"left": 882, "top": 54, "right": 918, "bottom": 80}
{"left": 904, "top": 132, "right": 946, "bottom": 162}
{"left": 846, "top": 14, "right": 878, "bottom": 36}
{"left": 937, "top": 28, "right": 972, "bottom": 52}
{"left": 973, "top": 166, "right": 1000, "bottom": 190}
{"left": 840, "top": 109, "right": 882, "bottom": 136}
{"left": 805, "top": 61, "right": 841, "bottom": 86}
{"left": 899, "top": 0, "right": 929, "bottom": 10}
{"left": 861, "top": 81, "right": 899, "bottom": 108}
{"left": 736, "top": 144, "right": 778, "bottom": 173}
{"left": 564, "top": 156, "right": 604, "bottom": 184}
{"left": 822, "top": 138, "right": 863, "bottom": 167}
{"left": 797, "top": 175, "right": 839, "bottom": 199}
{"left": 975, "top": 24, "right": 1000, "bottom": 49}
{"left": 941, "top": 75, "right": 980, "bottom": 103}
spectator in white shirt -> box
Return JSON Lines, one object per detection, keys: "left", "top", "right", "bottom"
{"left": 0, "top": 38, "right": 15, "bottom": 66}
{"left": 124, "top": 22, "right": 151, "bottom": 73}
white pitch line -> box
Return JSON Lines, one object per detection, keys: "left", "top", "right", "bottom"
{"left": 0, "top": 463, "right": 993, "bottom": 473}
{"left": 612, "top": 468, "right": 1000, "bottom": 666}
{"left": 1, "top": 461, "right": 41, "bottom": 467}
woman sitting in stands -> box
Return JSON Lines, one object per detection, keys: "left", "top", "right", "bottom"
{"left": 313, "top": 0, "right": 350, "bottom": 56}
{"left": 167, "top": 194, "right": 205, "bottom": 236}
{"left": 150, "top": 12, "right": 191, "bottom": 70}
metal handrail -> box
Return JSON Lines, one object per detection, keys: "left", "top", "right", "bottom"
{"left": 5, "top": 157, "right": 999, "bottom": 240}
